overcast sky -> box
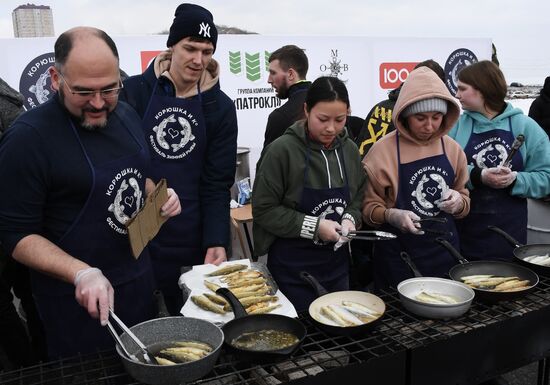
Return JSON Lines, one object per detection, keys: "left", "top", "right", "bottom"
{"left": 0, "top": 0, "right": 547, "bottom": 84}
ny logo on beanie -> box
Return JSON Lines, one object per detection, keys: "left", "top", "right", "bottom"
{"left": 199, "top": 22, "right": 211, "bottom": 38}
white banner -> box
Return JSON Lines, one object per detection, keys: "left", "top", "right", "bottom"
{"left": 0, "top": 35, "right": 491, "bottom": 179}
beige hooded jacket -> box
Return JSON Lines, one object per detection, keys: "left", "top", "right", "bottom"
{"left": 362, "top": 67, "right": 470, "bottom": 226}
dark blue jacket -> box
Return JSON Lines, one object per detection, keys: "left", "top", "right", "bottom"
{"left": 121, "top": 60, "right": 238, "bottom": 249}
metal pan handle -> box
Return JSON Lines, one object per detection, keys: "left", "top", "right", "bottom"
{"left": 399, "top": 252, "right": 423, "bottom": 278}
{"left": 435, "top": 238, "right": 470, "bottom": 265}
{"left": 487, "top": 225, "right": 523, "bottom": 247}
{"left": 300, "top": 271, "right": 329, "bottom": 297}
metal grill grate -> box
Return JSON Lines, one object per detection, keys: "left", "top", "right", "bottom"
{"left": 2, "top": 276, "right": 550, "bottom": 384}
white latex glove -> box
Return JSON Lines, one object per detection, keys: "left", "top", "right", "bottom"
{"left": 385, "top": 208, "right": 423, "bottom": 234}
{"left": 334, "top": 218, "right": 355, "bottom": 251}
{"left": 317, "top": 218, "right": 341, "bottom": 243}
{"left": 436, "top": 189, "right": 464, "bottom": 214}
{"left": 161, "top": 188, "right": 181, "bottom": 217}
{"left": 74, "top": 267, "right": 114, "bottom": 326}
{"left": 481, "top": 166, "right": 518, "bottom": 189}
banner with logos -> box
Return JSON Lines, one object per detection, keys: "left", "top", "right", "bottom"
{"left": 0, "top": 35, "right": 490, "bottom": 178}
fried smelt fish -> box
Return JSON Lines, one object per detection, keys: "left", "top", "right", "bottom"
{"left": 320, "top": 306, "right": 348, "bottom": 327}
{"left": 320, "top": 305, "right": 362, "bottom": 326}
{"left": 160, "top": 347, "right": 204, "bottom": 362}
{"left": 248, "top": 303, "right": 282, "bottom": 314}
{"left": 231, "top": 283, "right": 267, "bottom": 294}
{"left": 233, "top": 286, "right": 270, "bottom": 299}
{"left": 341, "top": 301, "right": 383, "bottom": 318}
{"left": 415, "top": 291, "right": 458, "bottom": 305}
{"left": 174, "top": 341, "right": 213, "bottom": 352}
{"left": 227, "top": 277, "right": 267, "bottom": 288}
{"left": 221, "top": 270, "right": 263, "bottom": 282}
{"left": 191, "top": 295, "right": 226, "bottom": 314}
{"left": 203, "top": 292, "right": 228, "bottom": 306}
{"left": 155, "top": 356, "right": 177, "bottom": 365}
{"left": 493, "top": 279, "right": 531, "bottom": 292}
{"left": 206, "top": 264, "right": 248, "bottom": 276}
{"left": 204, "top": 280, "right": 221, "bottom": 293}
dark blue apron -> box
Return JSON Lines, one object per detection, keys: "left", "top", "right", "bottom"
{"left": 142, "top": 81, "right": 207, "bottom": 314}
{"left": 32, "top": 111, "right": 155, "bottom": 359}
{"left": 373, "top": 133, "right": 459, "bottom": 290}
{"left": 267, "top": 144, "right": 350, "bottom": 312}
{"left": 456, "top": 118, "right": 526, "bottom": 261}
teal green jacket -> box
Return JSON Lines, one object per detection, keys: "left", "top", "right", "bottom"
{"left": 252, "top": 120, "right": 367, "bottom": 256}
{"left": 448, "top": 103, "right": 550, "bottom": 198}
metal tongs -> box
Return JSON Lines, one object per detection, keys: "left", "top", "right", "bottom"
{"left": 413, "top": 217, "right": 452, "bottom": 236}
{"left": 339, "top": 230, "right": 397, "bottom": 241}
{"left": 107, "top": 309, "right": 158, "bottom": 365}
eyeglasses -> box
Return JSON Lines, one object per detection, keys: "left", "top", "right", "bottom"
{"left": 57, "top": 71, "right": 124, "bottom": 100}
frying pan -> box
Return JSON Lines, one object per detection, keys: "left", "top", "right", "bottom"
{"left": 115, "top": 316, "right": 223, "bottom": 385}
{"left": 488, "top": 225, "right": 550, "bottom": 276}
{"left": 216, "top": 287, "right": 306, "bottom": 363}
{"left": 397, "top": 252, "right": 474, "bottom": 319}
{"left": 436, "top": 238, "right": 539, "bottom": 301}
{"left": 300, "top": 271, "right": 385, "bottom": 336}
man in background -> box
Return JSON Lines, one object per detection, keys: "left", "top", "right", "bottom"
{"left": 263, "top": 44, "right": 311, "bottom": 148}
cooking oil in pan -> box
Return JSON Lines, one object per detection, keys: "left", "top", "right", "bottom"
{"left": 231, "top": 329, "right": 298, "bottom": 351}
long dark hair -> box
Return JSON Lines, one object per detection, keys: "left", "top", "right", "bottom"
{"left": 305, "top": 76, "right": 350, "bottom": 112}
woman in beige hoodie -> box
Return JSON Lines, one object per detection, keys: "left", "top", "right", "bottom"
{"left": 362, "top": 67, "right": 470, "bottom": 290}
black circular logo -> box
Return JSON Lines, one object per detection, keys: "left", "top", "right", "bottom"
{"left": 19, "top": 52, "right": 56, "bottom": 110}
{"left": 444, "top": 48, "right": 478, "bottom": 96}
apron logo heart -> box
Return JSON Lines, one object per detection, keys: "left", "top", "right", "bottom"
{"left": 336, "top": 207, "right": 344, "bottom": 215}
{"left": 426, "top": 187, "right": 438, "bottom": 196}
{"left": 168, "top": 127, "right": 180, "bottom": 139}
{"left": 487, "top": 154, "right": 498, "bottom": 164}
{"left": 124, "top": 196, "right": 134, "bottom": 207}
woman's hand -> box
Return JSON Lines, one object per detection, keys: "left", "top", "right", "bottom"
{"left": 436, "top": 189, "right": 464, "bottom": 214}
{"left": 481, "top": 166, "right": 517, "bottom": 189}
{"left": 385, "top": 208, "right": 423, "bottom": 234}
{"left": 334, "top": 218, "right": 356, "bottom": 251}
{"left": 317, "top": 218, "right": 342, "bottom": 242}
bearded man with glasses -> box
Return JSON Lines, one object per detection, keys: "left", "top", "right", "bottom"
{"left": 0, "top": 26, "right": 181, "bottom": 359}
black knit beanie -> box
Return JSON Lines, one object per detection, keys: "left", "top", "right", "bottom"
{"left": 166, "top": 3, "right": 218, "bottom": 50}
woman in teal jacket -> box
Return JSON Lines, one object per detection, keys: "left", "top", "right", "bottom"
{"left": 448, "top": 60, "right": 550, "bottom": 262}
{"left": 252, "top": 76, "right": 366, "bottom": 311}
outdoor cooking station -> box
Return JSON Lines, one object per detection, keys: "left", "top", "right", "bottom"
{"left": 2, "top": 276, "right": 550, "bottom": 385}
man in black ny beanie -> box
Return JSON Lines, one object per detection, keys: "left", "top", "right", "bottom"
{"left": 167, "top": 3, "right": 218, "bottom": 51}
{"left": 121, "top": 3, "right": 238, "bottom": 315}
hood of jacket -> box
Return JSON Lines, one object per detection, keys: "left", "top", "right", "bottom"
{"left": 463, "top": 102, "right": 524, "bottom": 128}
{"left": 154, "top": 51, "right": 220, "bottom": 98}
{"left": 393, "top": 67, "right": 460, "bottom": 145}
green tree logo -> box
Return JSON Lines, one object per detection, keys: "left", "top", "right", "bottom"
{"left": 229, "top": 51, "right": 242, "bottom": 75}
{"left": 228, "top": 51, "right": 270, "bottom": 81}
{"left": 245, "top": 52, "right": 261, "bottom": 81}
{"left": 264, "top": 50, "right": 271, "bottom": 71}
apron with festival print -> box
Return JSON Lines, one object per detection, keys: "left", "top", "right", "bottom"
{"left": 268, "top": 145, "right": 351, "bottom": 312}
{"left": 142, "top": 81, "right": 207, "bottom": 314}
{"left": 373, "top": 133, "right": 459, "bottom": 290}
{"left": 456, "top": 118, "right": 526, "bottom": 261}
{"left": 32, "top": 111, "right": 155, "bottom": 359}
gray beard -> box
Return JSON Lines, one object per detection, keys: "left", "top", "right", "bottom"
{"left": 58, "top": 88, "right": 111, "bottom": 131}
